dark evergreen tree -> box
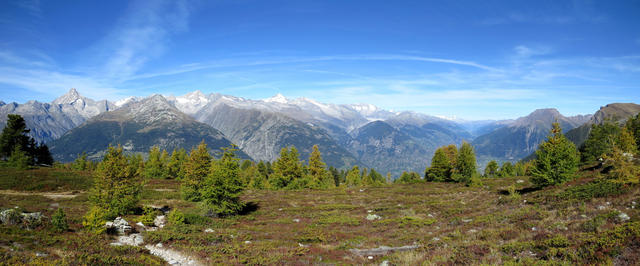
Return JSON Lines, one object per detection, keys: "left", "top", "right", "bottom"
{"left": 454, "top": 142, "right": 477, "bottom": 184}
{"left": 0, "top": 114, "right": 30, "bottom": 159}
{"left": 580, "top": 122, "right": 620, "bottom": 163}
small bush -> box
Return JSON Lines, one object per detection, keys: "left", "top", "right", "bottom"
{"left": 139, "top": 207, "right": 159, "bottom": 226}
{"left": 168, "top": 209, "right": 186, "bottom": 225}
{"left": 51, "top": 208, "right": 69, "bottom": 233}
{"left": 82, "top": 206, "right": 107, "bottom": 234}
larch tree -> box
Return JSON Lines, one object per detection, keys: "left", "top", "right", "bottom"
{"left": 181, "top": 141, "right": 212, "bottom": 201}
{"left": 454, "top": 142, "right": 477, "bottom": 184}
{"left": 530, "top": 122, "right": 580, "bottom": 187}
{"left": 484, "top": 160, "right": 499, "bottom": 177}
{"left": 307, "top": 145, "right": 332, "bottom": 189}
{"left": 202, "top": 146, "right": 245, "bottom": 216}
{"left": 89, "top": 145, "right": 143, "bottom": 218}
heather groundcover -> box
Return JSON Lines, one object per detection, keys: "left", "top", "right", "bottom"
{"left": 2, "top": 166, "right": 639, "bottom": 265}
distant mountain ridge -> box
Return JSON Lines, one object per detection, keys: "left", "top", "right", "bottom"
{"left": 49, "top": 95, "right": 243, "bottom": 161}
{"left": 2, "top": 88, "right": 613, "bottom": 176}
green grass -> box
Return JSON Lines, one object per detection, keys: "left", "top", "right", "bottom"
{"left": 0, "top": 167, "right": 93, "bottom": 192}
{"left": 1, "top": 166, "right": 640, "bottom": 264}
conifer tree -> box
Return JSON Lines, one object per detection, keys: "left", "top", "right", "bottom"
{"left": 345, "top": 165, "right": 361, "bottom": 187}
{"left": 498, "top": 162, "right": 515, "bottom": 177}
{"left": 396, "top": 171, "right": 422, "bottom": 184}
{"left": 426, "top": 147, "right": 452, "bottom": 181}
{"left": 90, "top": 146, "right": 143, "bottom": 218}
{"left": 308, "top": 145, "right": 332, "bottom": 188}
{"left": 202, "top": 146, "right": 245, "bottom": 216}
{"left": 144, "top": 146, "right": 166, "bottom": 179}
{"left": 580, "top": 122, "right": 620, "bottom": 163}
{"left": 0, "top": 114, "right": 30, "bottom": 159}
{"left": 72, "top": 152, "right": 90, "bottom": 171}
{"left": 329, "top": 166, "right": 341, "bottom": 187}
{"left": 484, "top": 160, "right": 499, "bottom": 177}
{"left": 181, "top": 141, "right": 212, "bottom": 201}
{"left": 167, "top": 148, "right": 187, "bottom": 179}
{"left": 617, "top": 126, "right": 638, "bottom": 155}
{"left": 454, "top": 142, "right": 477, "bottom": 184}
{"left": 530, "top": 123, "right": 580, "bottom": 187}
{"left": 270, "top": 146, "right": 304, "bottom": 189}
{"left": 625, "top": 113, "right": 640, "bottom": 148}
{"left": 8, "top": 145, "right": 30, "bottom": 169}
{"left": 514, "top": 162, "right": 526, "bottom": 176}
{"left": 368, "top": 168, "right": 385, "bottom": 185}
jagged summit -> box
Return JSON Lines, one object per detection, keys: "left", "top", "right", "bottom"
{"left": 52, "top": 88, "right": 82, "bottom": 105}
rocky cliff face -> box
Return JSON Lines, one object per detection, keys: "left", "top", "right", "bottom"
{"left": 49, "top": 95, "right": 244, "bottom": 162}
{"left": 348, "top": 121, "right": 430, "bottom": 175}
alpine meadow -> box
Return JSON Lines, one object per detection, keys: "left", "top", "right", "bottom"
{"left": 2, "top": 0, "right": 640, "bottom": 265}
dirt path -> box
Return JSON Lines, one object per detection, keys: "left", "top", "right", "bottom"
{"left": 0, "top": 190, "right": 81, "bottom": 199}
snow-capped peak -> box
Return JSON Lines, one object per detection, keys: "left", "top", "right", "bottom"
{"left": 264, "top": 93, "right": 289, "bottom": 104}
{"left": 115, "top": 96, "right": 140, "bottom": 107}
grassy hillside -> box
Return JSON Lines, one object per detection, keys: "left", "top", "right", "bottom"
{"left": 1, "top": 166, "right": 639, "bottom": 264}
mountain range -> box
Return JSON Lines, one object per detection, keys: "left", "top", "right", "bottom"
{"left": 2, "top": 88, "right": 640, "bottom": 176}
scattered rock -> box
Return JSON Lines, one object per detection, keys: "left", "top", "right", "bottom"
{"left": 278, "top": 208, "right": 283, "bottom": 211}
{"left": 367, "top": 256, "right": 374, "bottom": 260}
{"left": 427, "top": 213, "right": 434, "bottom": 218}
{"left": 366, "top": 214, "right": 381, "bottom": 221}
{"left": 618, "top": 212, "right": 630, "bottom": 222}
{"left": 117, "top": 233, "right": 144, "bottom": 246}
{"left": 154, "top": 215, "right": 166, "bottom": 228}
{"left": 432, "top": 237, "right": 440, "bottom": 241}
{"left": 380, "top": 260, "right": 390, "bottom": 266}
{"left": 0, "top": 209, "right": 22, "bottom": 225}
{"left": 35, "top": 252, "right": 48, "bottom": 257}
{"left": 293, "top": 218, "right": 300, "bottom": 223}
{"left": 106, "top": 217, "right": 132, "bottom": 235}
{"left": 350, "top": 245, "right": 420, "bottom": 256}
{"left": 21, "top": 212, "right": 44, "bottom": 228}
{"left": 468, "top": 229, "right": 478, "bottom": 233}
{"left": 367, "top": 210, "right": 373, "bottom": 213}
{"left": 298, "top": 243, "right": 309, "bottom": 247}
{"left": 462, "top": 218, "right": 473, "bottom": 223}
{"left": 204, "top": 228, "right": 214, "bottom": 233}
{"left": 244, "top": 240, "right": 252, "bottom": 244}
{"left": 531, "top": 227, "right": 537, "bottom": 231}
{"left": 598, "top": 205, "right": 607, "bottom": 210}
{"left": 516, "top": 179, "right": 525, "bottom": 183}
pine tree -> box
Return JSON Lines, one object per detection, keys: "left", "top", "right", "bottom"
{"left": 202, "top": 146, "right": 245, "bottom": 216}
{"left": 72, "top": 152, "right": 90, "bottom": 171}
{"left": 329, "top": 166, "right": 340, "bottom": 187}
{"left": 514, "top": 162, "right": 526, "bottom": 176}
{"left": 530, "top": 122, "right": 580, "bottom": 187}
{"left": 144, "top": 146, "right": 166, "bottom": 179}
{"left": 484, "top": 160, "right": 499, "bottom": 177}
{"left": 181, "top": 141, "right": 212, "bottom": 201}
{"left": 0, "top": 114, "right": 31, "bottom": 159}
{"left": 345, "top": 165, "right": 361, "bottom": 187}
{"left": 368, "top": 168, "right": 385, "bottom": 185}
{"left": 308, "top": 145, "right": 332, "bottom": 188}
{"left": 8, "top": 145, "right": 30, "bottom": 169}
{"left": 34, "top": 143, "right": 53, "bottom": 165}
{"left": 454, "top": 142, "right": 477, "bottom": 184}
{"left": 90, "top": 146, "right": 143, "bottom": 218}
{"left": 426, "top": 147, "right": 452, "bottom": 181}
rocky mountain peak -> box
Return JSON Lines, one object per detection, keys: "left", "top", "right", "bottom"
{"left": 52, "top": 88, "right": 83, "bottom": 105}
{"left": 513, "top": 108, "right": 563, "bottom": 127}
{"left": 591, "top": 103, "right": 640, "bottom": 124}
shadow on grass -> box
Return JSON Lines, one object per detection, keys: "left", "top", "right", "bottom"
{"left": 239, "top": 201, "right": 260, "bottom": 215}
{"left": 498, "top": 186, "right": 542, "bottom": 195}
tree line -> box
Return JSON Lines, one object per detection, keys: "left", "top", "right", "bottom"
{"left": 0, "top": 114, "right": 53, "bottom": 169}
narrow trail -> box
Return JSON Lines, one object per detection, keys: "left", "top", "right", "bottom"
{"left": 0, "top": 190, "right": 80, "bottom": 199}
{"left": 114, "top": 233, "right": 201, "bottom": 265}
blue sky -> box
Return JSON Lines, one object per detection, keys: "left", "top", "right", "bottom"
{"left": 0, "top": 0, "right": 639, "bottom": 120}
